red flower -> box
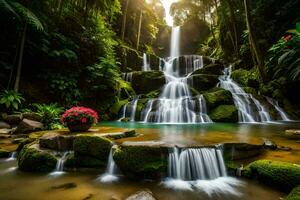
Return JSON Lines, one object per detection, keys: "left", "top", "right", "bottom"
{"left": 283, "top": 35, "right": 292, "bottom": 42}
{"left": 81, "top": 118, "right": 87, "bottom": 123}
{"left": 61, "top": 106, "right": 99, "bottom": 125}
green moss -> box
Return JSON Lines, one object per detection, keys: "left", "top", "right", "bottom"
{"left": 209, "top": 105, "right": 238, "bottom": 122}
{"left": 231, "top": 69, "right": 259, "bottom": 87}
{"left": 0, "top": 149, "right": 10, "bottom": 158}
{"left": 203, "top": 88, "right": 233, "bottom": 109}
{"left": 131, "top": 71, "right": 165, "bottom": 94}
{"left": 119, "top": 80, "right": 135, "bottom": 99}
{"left": 191, "top": 74, "right": 219, "bottom": 92}
{"left": 192, "top": 63, "right": 224, "bottom": 75}
{"left": 18, "top": 144, "right": 57, "bottom": 172}
{"left": 244, "top": 160, "right": 300, "bottom": 192}
{"left": 16, "top": 138, "right": 36, "bottom": 153}
{"left": 64, "top": 153, "right": 105, "bottom": 168}
{"left": 113, "top": 146, "right": 168, "bottom": 179}
{"left": 286, "top": 186, "right": 300, "bottom": 200}
{"left": 73, "top": 135, "right": 112, "bottom": 160}
{"left": 110, "top": 99, "right": 128, "bottom": 116}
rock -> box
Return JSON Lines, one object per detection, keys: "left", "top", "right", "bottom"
{"left": 82, "top": 194, "right": 94, "bottom": 200}
{"left": 209, "top": 105, "right": 238, "bottom": 122}
{"left": 113, "top": 141, "right": 168, "bottom": 179}
{"left": 223, "top": 143, "right": 265, "bottom": 160}
{"left": 243, "top": 160, "right": 300, "bottom": 192}
{"left": 3, "top": 114, "right": 23, "bottom": 125}
{"left": 191, "top": 63, "right": 225, "bottom": 75}
{"left": 278, "top": 146, "right": 292, "bottom": 151}
{"left": 51, "top": 183, "right": 77, "bottom": 190}
{"left": 64, "top": 153, "right": 106, "bottom": 168}
{"left": 285, "top": 130, "right": 300, "bottom": 140}
{"left": 0, "top": 121, "right": 11, "bottom": 129}
{"left": 285, "top": 185, "right": 300, "bottom": 200}
{"left": 12, "top": 138, "right": 25, "bottom": 144}
{"left": 0, "top": 134, "right": 10, "bottom": 139}
{"left": 14, "top": 118, "right": 44, "bottom": 134}
{"left": 262, "top": 138, "right": 277, "bottom": 150}
{"left": 39, "top": 132, "right": 75, "bottom": 151}
{"left": 231, "top": 69, "right": 259, "bottom": 88}
{"left": 0, "top": 149, "right": 10, "bottom": 158}
{"left": 22, "top": 112, "right": 42, "bottom": 122}
{"left": 0, "top": 128, "right": 13, "bottom": 134}
{"left": 126, "top": 190, "right": 157, "bottom": 200}
{"left": 203, "top": 88, "right": 234, "bottom": 109}
{"left": 189, "top": 74, "right": 219, "bottom": 92}
{"left": 101, "top": 130, "right": 136, "bottom": 140}
{"left": 131, "top": 71, "right": 165, "bottom": 94}
{"left": 18, "top": 143, "right": 57, "bottom": 172}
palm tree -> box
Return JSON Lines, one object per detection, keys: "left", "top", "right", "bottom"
{"left": 0, "top": 0, "right": 44, "bottom": 92}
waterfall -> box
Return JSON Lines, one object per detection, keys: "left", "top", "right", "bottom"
{"left": 218, "top": 67, "right": 272, "bottom": 123}
{"left": 142, "top": 53, "right": 151, "bottom": 71}
{"left": 119, "top": 96, "right": 139, "bottom": 121}
{"left": 49, "top": 151, "right": 71, "bottom": 176}
{"left": 168, "top": 147, "right": 227, "bottom": 181}
{"left": 122, "top": 72, "right": 133, "bottom": 83}
{"left": 266, "top": 97, "right": 291, "bottom": 121}
{"left": 98, "top": 147, "right": 118, "bottom": 183}
{"left": 5, "top": 152, "right": 17, "bottom": 161}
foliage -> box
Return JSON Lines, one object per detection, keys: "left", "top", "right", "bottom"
{"left": 61, "top": 106, "right": 99, "bottom": 128}
{"left": 266, "top": 23, "right": 300, "bottom": 81}
{"left": 0, "top": 90, "right": 24, "bottom": 111}
{"left": 33, "top": 103, "right": 63, "bottom": 130}
{"left": 286, "top": 186, "right": 300, "bottom": 200}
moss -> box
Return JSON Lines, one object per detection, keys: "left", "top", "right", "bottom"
{"left": 192, "top": 63, "right": 224, "bottom": 75}
{"left": 113, "top": 145, "right": 168, "bottom": 179}
{"left": 209, "top": 105, "right": 238, "bottom": 122}
{"left": 0, "top": 149, "right": 10, "bottom": 158}
{"left": 190, "top": 74, "right": 220, "bottom": 92}
{"left": 286, "top": 186, "right": 300, "bottom": 200}
{"left": 16, "top": 138, "right": 36, "bottom": 153}
{"left": 131, "top": 71, "right": 165, "bottom": 94}
{"left": 73, "top": 135, "right": 112, "bottom": 160}
{"left": 203, "top": 88, "right": 233, "bottom": 109}
{"left": 243, "top": 160, "right": 300, "bottom": 192}
{"left": 110, "top": 99, "right": 129, "bottom": 116}
{"left": 64, "top": 153, "right": 105, "bottom": 168}
{"left": 18, "top": 144, "right": 57, "bottom": 172}
{"left": 119, "top": 80, "right": 135, "bottom": 99}
{"left": 231, "top": 69, "right": 259, "bottom": 88}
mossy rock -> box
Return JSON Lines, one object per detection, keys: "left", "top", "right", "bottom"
{"left": 113, "top": 142, "right": 168, "bottom": 179}
{"left": 73, "top": 135, "right": 112, "bottom": 160}
{"left": 64, "top": 153, "right": 105, "bottom": 168}
{"left": 209, "top": 105, "right": 238, "bottom": 122}
{"left": 131, "top": 71, "right": 165, "bottom": 94}
{"left": 110, "top": 99, "right": 129, "bottom": 116}
{"left": 189, "top": 74, "right": 219, "bottom": 92}
{"left": 286, "top": 186, "right": 300, "bottom": 200}
{"left": 192, "top": 63, "right": 224, "bottom": 75}
{"left": 0, "top": 149, "right": 10, "bottom": 158}
{"left": 203, "top": 88, "right": 233, "bottom": 109}
{"left": 231, "top": 69, "right": 259, "bottom": 88}
{"left": 119, "top": 80, "right": 135, "bottom": 99}
{"left": 223, "top": 143, "right": 264, "bottom": 161}
{"left": 16, "top": 138, "right": 36, "bottom": 153}
{"left": 18, "top": 144, "right": 57, "bottom": 172}
{"left": 243, "top": 160, "right": 300, "bottom": 192}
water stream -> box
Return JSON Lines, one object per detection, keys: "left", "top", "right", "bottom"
{"left": 49, "top": 151, "right": 71, "bottom": 176}
{"left": 98, "top": 147, "right": 119, "bottom": 183}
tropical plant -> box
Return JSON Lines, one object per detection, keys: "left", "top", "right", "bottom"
{"left": 61, "top": 106, "right": 98, "bottom": 132}
{"left": 33, "top": 103, "right": 64, "bottom": 130}
{"left": 0, "top": 90, "right": 24, "bottom": 111}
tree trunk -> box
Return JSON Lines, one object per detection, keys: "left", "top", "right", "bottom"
{"left": 244, "top": 0, "right": 267, "bottom": 82}
{"left": 121, "top": 0, "right": 130, "bottom": 40}
{"left": 226, "top": 0, "right": 239, "bottom": 58}
{"left": 14, "top": 23, "right": 27, "bottom": 92}
{"left": 136, "top": 9, "right": 143, "bottom": 50}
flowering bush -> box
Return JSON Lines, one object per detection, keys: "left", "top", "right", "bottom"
{"left": 61, "top": 106, "right": 98, "bottom": 132}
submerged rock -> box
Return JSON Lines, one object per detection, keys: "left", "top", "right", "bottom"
{"left": 126, "top": 190, "right": 157, "bottom": 200}
{"left": 263, "top": 138, "right": 277, "bottom": 150}
{"left": 209, "top": 105, "right": 238, "bottom": 122}
{"left": 243, "top": 160, "right": 300, "bottom": 192}
{"left": 18, "top": 143, "right": 57, "bottom": 172}
{"left": 15, "top": 118, "right": 43, "bottom": 134}
{"left": 50, "top": 182, "right": 77, "bottom": 190}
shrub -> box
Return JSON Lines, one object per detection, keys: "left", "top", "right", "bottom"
{"left": 0, "top": 90, "right": 24, "bottom": 111}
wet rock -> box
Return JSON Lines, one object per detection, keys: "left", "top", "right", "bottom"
{"left": 39, "top": 132, "right": 75, "bottom": 151}
{"left": 14, "top": 118, "right": 43, "bottom": 134}
{"left": 285, "top": 129, "right": 300, "bottom": 140}
{"left": 131, "top": 71, "right": 165, "bottom": 94}
{"left": 12, "top": 138, "right": 25, "bottom": 144}
{"left": 189, "top": 74, "right": 219, "bottom": 92}
{"left": 22, "top": 112, "right": 42, "bottom": 122}
{"left": 126, "top": 190, "right": 157, "bottom": 200}
{"left": 82, "top": 194, "right": 94, "bottom": 200}
{"left": 209, "top": 105, "right": 238, "bottom": 123}
{"left": 278, "top": 146, "right": 292, "bottom": 151}
{"left": 203, "top": 88, "right": 234, "bottom": 109}
{"left": 101, "top": 130, "right": 136, "bottom": 140}
{"left": 0, "top": 128, "right": 13, "bottom": 134}
{"left": 191, "top": 63, "right": 224, "bottom": 75}
{"left": 263, "top": 138, "right": 277, "bottom": 150}
{"left": 0, "top": 121, "right": 11, "bottom": 129}
{"left": 223, "top": 143, "right": 265, "bottom": 160}
{"left": 0, "top": 149, "right": 10, "bottom": 158}
{"left": 51, "top": 183, "right": 77, "bottom": 190}
{"left": 3, "top": 114, "right": 23, "bottom": 125}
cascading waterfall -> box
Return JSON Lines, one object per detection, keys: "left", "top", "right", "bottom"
{"left": 49, "top": 151, "right": 71, "bottom": 176}
{"left": 218, "top": 67, "right": 272, "bottom": 123}
{"left": 142, "top": 53, "right": 151, "bottom": 71}
{"left": 122, "top": 72, "right": 133, "bottom": 83}
{"left": 5, "top": 152, "right": 17, "bottom": 161}
{"left": 266, "top": 97, "right": 291, "bottom": 121}
{"left": 168, "top": 147, "right": 227, "bottom": 181}
{"left": 119, "top": 96, "right": 139, "bottom": 121}
{"left": 98, "top": 147, "right": 118, "bottom": 183}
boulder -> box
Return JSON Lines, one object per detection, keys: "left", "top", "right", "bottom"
{"left": 22, "top": 112, "right": 42, "bottom": 122}
{"left": 285, "top": 130, "right": 300, "bottom": 140}
{"left": 74, "top": 135, "right": 112, "bottom": 160}
{"left": 64, "top": 153, "right": 106, "bottom": 168}
{"left": 209, "top": 105, "right": 238, "bottom": 122}
{"left": 0, "top": 128, "right": 13, "bottom": 134}
{"left": 191, "top": 63, "right": 224, "bottom": 75}
{"left": 285, "top": 185, "right": 300, "bottom": 200}
{"left": 100, "top": 130, "right": 136, "bottom": 140}
{"left": 39, "top": 132, "right": 75, "bottom": 151}
{"left": 223, "top": 143, "right": 265, "bottom": 160}
{"left": 231, "top": 69, "right": 259, "bottom": 88}
{"left": 0, "top": 149, "right": 10, "bottom": 158}
{"left": 243, "top": 160, "right": 300, "bottom": 192}
{"left": 14, "top": 118, "right": 44, "bottom": 134}
{"left": 131, "top": 71, "right": 165, "bottom": 94}
{"left": 262, "top": 138, "right": 277, "bottom": 150}
{"left": 113, "top": 141, "right": 168, "bottom": 179}
{"left": 3, "top": 114, "right": 23, "bottom": 125}
{"left": 203, "top": 88, "right": 234, "bottom": 109}
{"left": 0, "top": 121, "right": 11, "bottom": 129}
{"left": 126, "top": 190, "right": 157, "bottom": 200}
{"left": 189, "top": 74, "right": 219, "bottom": 92}
{"left": 18, "top": 143, "right": 57, "bottom": 172}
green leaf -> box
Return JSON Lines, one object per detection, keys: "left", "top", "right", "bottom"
{"left": 296, "top": 22, "right": 300, "bottom": 33}
{"left": 12, "top": 102, "right": 18, "bottom": 110}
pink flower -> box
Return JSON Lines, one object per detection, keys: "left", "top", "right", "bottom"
{"left": 284, "top": 35, "right": 292, "bottom": 42}
{"left": 81, "top": 118, "right": 87, "bottom": 123}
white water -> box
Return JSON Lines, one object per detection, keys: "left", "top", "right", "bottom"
{"left": 98, "top": 147, "right": 118, "bottom": 183}
{"left": 142, "top": 53, "right": 151, "bottom": 71}
{"left": 218, "top": 67, "right": 272, "bottom": 123}
{"left": 119, "top": 96, "right": 139, "bottom": 121}
{"left": 5, "top": 152, "right": 17, "bottom": 161}
{"left": 122, "top": 72, "right": 133, "bottom": 83}
{"left": 49, "top": 151, "right": 70, "bottom": 176}
{"left": 266, "top": 97, "right": 291, "bottom": 121}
